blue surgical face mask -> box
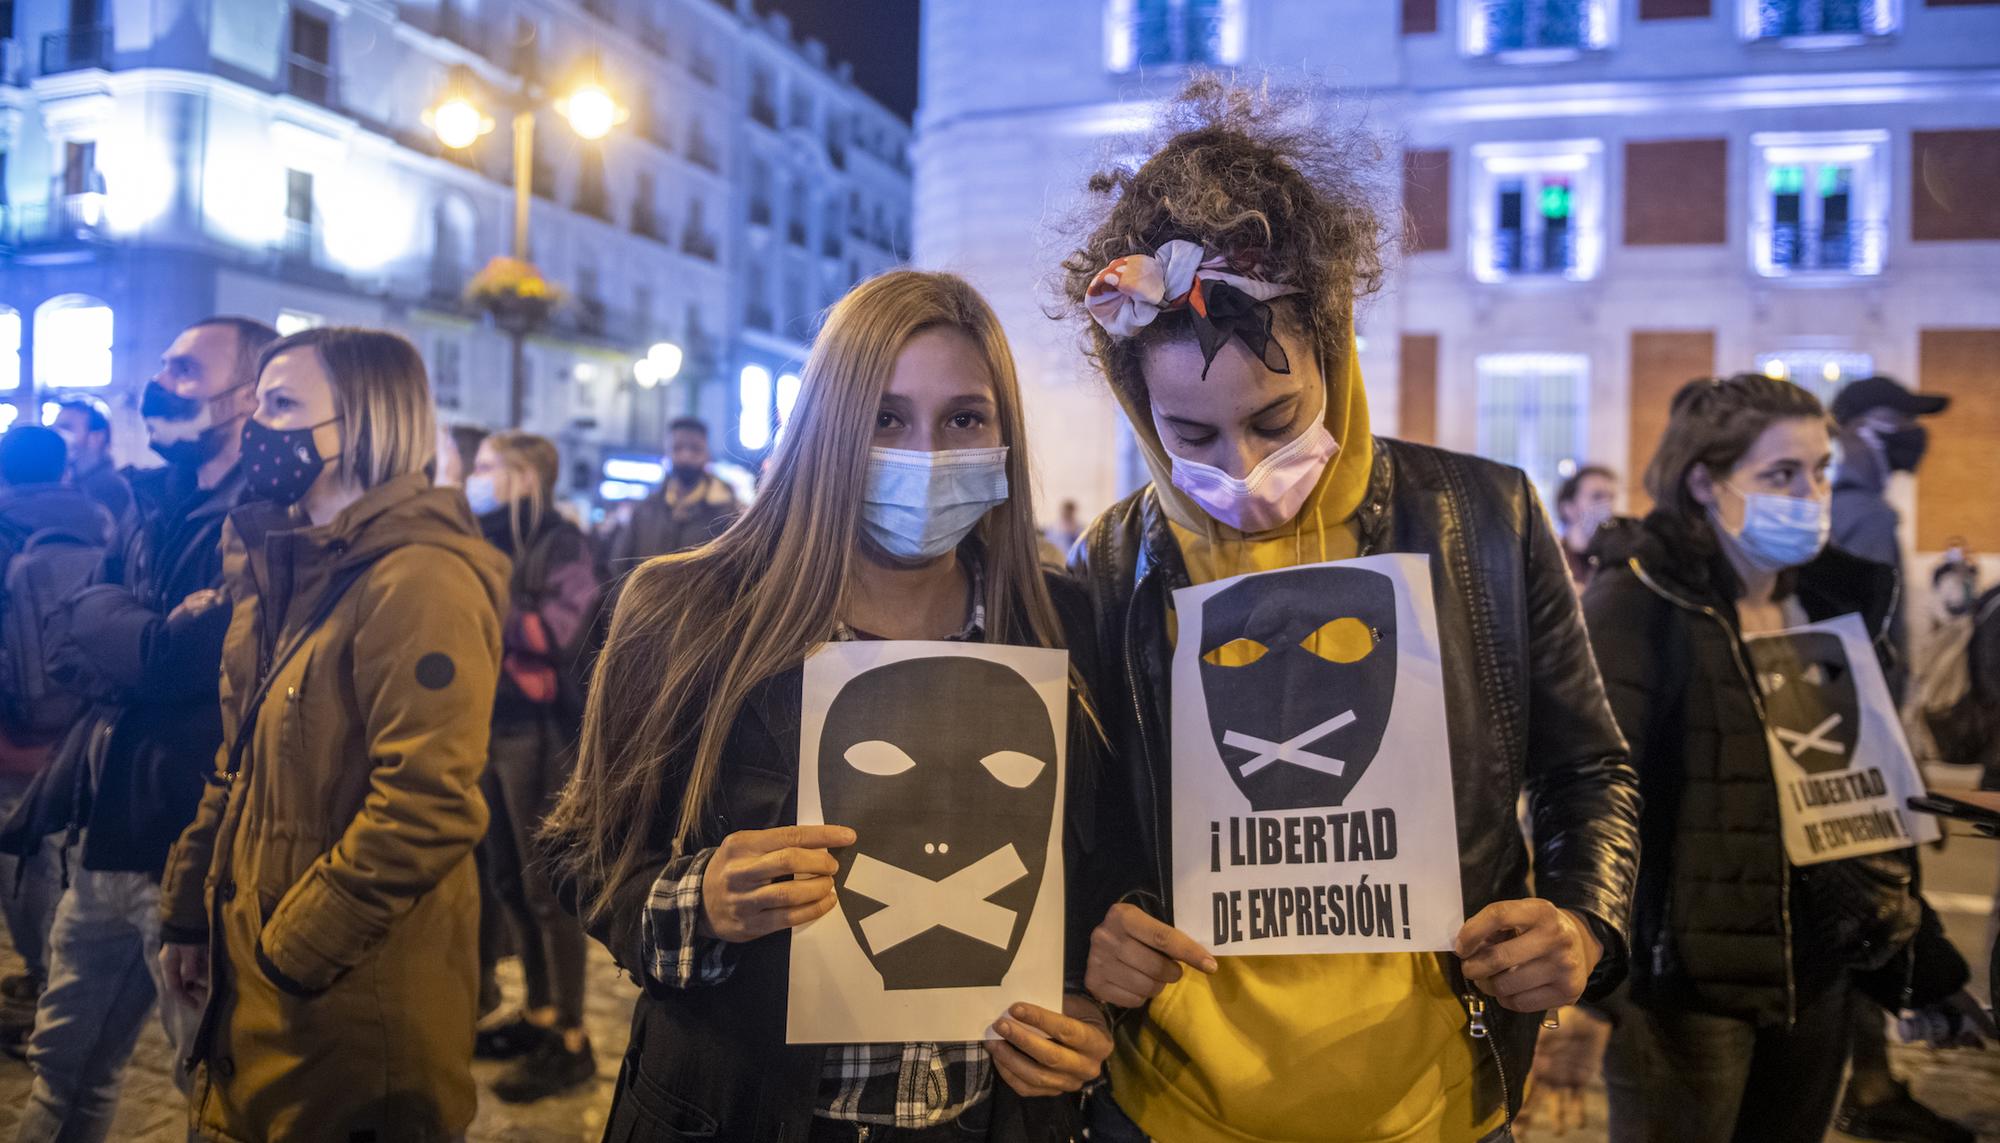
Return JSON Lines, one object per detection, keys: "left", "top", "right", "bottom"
{"left": 860, "top": 446, "right": 1010, "bottom": 562}
{"left": 464, "top": 474, "right": 502, "bottom": 517}
{"left": 1715, "top": 483, "right": 1830, "bottom": 572}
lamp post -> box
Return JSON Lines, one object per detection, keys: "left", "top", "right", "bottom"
{"left": 425, "top": 64, "right": 627, "bottom": 427}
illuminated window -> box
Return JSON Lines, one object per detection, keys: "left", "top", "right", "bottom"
{"left": 33, "top": 296, "right": 113, "bottom": 390}
{"left": 1743, "top": 0, "right": 1896, "bottom": 41}
{"left": 1752, "top": 131, "right": 1886, "bottom": 278}
{"left": 0, "top": 308, "right": 19, "bottom": 391}
{"left": 1471, "top": 141, "right": 1603, "bottom": 282}
{"left": 1104, "top": 0, "right": 1244, "bottom": 72}
{"left": 738, "top": 364, "right": 773, "bottom": 451}
{"left": 1463, "top": 0, "right": 1613, "bottom": 57}
{"left": 1756, "top": 349, "right": 1874, "bottom": 408}
{"left": 1475, "top": 352, "right": 1589, "bottom": 503}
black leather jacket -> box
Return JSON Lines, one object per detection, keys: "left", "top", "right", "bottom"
{"left": 1071, "top": 437, "right": 1641, "bottom": 1124}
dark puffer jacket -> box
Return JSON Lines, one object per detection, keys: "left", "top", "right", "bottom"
{"left": 1584, "top": 512, "right": 1966, "bottom": 1027}
{"left": 1073, "top": 437, "right": 1641, "bottom": 1124}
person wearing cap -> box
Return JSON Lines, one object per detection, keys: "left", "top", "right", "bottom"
{"left": 1826, "top": 373, "right": 1973, "bottom": 1143}
{"left": 1829, "top": 375, "right": 1950, "bottom": 703}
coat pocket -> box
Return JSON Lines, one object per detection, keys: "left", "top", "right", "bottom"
{"left": 604, "top": 1052, "right": 721, "bottom": 1140}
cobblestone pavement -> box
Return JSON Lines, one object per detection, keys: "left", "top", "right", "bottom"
{"left": 0, "top": 822, "right": 1995, "bottom": 1141}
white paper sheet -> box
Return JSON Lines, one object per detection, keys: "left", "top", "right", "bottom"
{"left": 1170, "top": 553, "right": 1466, "bottom": 956}
{"left": 1746, "top": 613, "right": 1939, "bottom": 865}
{"left": 788, "top": 639, "right": 1069, "bottom": 1043}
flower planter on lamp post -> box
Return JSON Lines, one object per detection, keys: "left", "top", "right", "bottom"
{"left": 466, "top": 256, "right": 561, "bottom": 428}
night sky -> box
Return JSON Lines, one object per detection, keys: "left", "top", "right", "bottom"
{"left": 760, "top": 0, "right": 921, "bottom": 121}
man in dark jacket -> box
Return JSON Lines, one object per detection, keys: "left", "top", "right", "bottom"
{"left": 1824, "top": 376, "right": 1972, "bottom": 1143}
{"left": 0, "top": 426, "right": 112, "bottom": 1025}
{"left": 608, "top": 417, "right": 740, "bottom": 568}
{"left": 4, "top": 317, "right": 277, "bottom": 1139}
{"left": 52, "top": 397, "right": 132, "bottom": 533}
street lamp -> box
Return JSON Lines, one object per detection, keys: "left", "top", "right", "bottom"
{"left": 425, "top": 65, "right": 627, "bottom": 263}
{"left": 427, "top": 65, "right": 627, "bottom": 426}
{"left": 633, "top": 341, "right": 684, "bottom": 389}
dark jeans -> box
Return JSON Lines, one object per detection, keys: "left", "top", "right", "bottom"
{"left": 803, "top": 1101, "right": 990, "bottom": 1142}
{"left": 1605, "top": 983, "right": 1852, "bottom": 1143}
{"left": 477, "top": 714, "right": 588, "bottom": 1029}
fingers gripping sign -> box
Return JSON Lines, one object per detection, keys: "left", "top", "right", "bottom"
{"left": 986, "top": 994, "right": 1116, "bottom": 1097}
{"left": 699, "top": 824, "right": 857, "bottom": 943}
{"left": 1083, "top": 902, "right": 1218, "bottom": 1010}
{"left": 1454, "top": 898, "right": 1602, "bottom": 1014}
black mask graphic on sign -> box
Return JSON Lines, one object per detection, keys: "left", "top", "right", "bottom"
{"left": 819, "top": 656, "right": 1058, "bottom": 991}
{"left": 1750, "top": 632, "right": 1861, "bottom": 774}
{"left": 1199, "top": 565, "right": 1397, "bottom": 811}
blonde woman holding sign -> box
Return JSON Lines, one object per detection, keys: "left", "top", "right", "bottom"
{"left": 1059, "top": 80, "right": 1641, "bottom": 1142}
{"left": 543, "top": 271, "right": 1113, "bottom": 1142}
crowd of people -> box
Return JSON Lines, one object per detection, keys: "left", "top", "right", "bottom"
{"left": 0, "top": 76, "right": 1992, "bottom": 1143}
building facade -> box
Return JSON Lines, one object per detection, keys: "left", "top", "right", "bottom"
{"left": 0, "top": 0, "right": 910, "bottom": 495}
{"left": 915, "top": 0, "right": 2000, "bottom": 566}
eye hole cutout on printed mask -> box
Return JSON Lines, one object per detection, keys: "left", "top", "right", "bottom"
{"left": 1203, "top": 637, "right": 1270, "bottom": 668}
{"left": 844, "top": 740, "right": 917, "bottom": 777}
{"left": 1302, "top": 617, "right": 1378, "bottom": 664}
{"left": 979, "top": 750, "right": 1047, "bottom": 789}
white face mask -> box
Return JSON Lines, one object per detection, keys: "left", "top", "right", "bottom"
{"left": 1715, "top": 483, "right": 1831, "bottom": 572}
{"left": 1166, "top": 400, "right": 1339, "bottom": 534}
{"left": 860, "top": 446, "right": 1010, "bottom": 562}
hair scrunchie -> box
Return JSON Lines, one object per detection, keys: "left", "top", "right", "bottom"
{"left": 1083, "top": 239, "right": 1302, "bottom": 378}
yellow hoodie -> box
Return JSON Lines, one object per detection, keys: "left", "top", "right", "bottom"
{"left": 1104, "top": 342, "right": 1503, "bottom": 1143}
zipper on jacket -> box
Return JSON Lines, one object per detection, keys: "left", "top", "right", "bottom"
{"left": 1629, "top": 558, "right": 1799, "bottom": 1028}
{"left": 1461, "top": 991, "right": 1516, "bottom": 1132}
{"left": 1122, "top": 562, "right": 1171, "bottom": 901}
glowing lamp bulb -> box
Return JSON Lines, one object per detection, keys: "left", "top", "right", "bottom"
{"left": 562, "top": 84, "right": 620, "bottom": 141}
{"left": 647, "top": 342, "right": 684, "bottom": 382}
{"left": 428, "top": 98, "right": 490, "bottom": 150}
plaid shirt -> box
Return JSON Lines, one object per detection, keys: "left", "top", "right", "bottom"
{"left": 640, "top": 559, "right": 992, "bottom": 1129}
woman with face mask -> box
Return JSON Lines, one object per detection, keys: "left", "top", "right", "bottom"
{"left": 460, "top": 431, "right": 605, "bottom": 1102}
{"left": 1578, "top": 374, "right": 1987, "bottom": 1142}
{"left": 155, "top": 327, "right": 508, "bottom": 1143}
{"left": 541, "top": 271, "right": 1113, "bottom": 1142}
{"left": 1059, "top": 80, "right": 1639, "bottom": 1142}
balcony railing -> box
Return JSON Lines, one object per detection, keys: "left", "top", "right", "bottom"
{"left": 286, "top": 53, "right": 336, "bottom": 106}
{"left": 632, "top": 206, "right": 666, "bottom": 243}
{"left": 2, "top": 194, "right": 106, "bottom": 247}
{"left": 681, "top": 228, "right": 718, "bottom": 262}
{"left": 1470, "top": 0, "right": 1600, "bottom": 54}
{"left": 1751, "top": 0, "right": 1884, "bottom": 39}
{"left": 1756, "top": 220, "right": 1885, "bottom": 276}
{"left": 278, "top": 217, "right": 315, "bottom": 263}
{"left": 1483, "top": 227, "right": 1579, "bottom": 278}
{"left": 1124, "top": 9, "right": 1229, "bottom": 69}
{"left": 41, "top": 26, "right": 110, "bottom": 74}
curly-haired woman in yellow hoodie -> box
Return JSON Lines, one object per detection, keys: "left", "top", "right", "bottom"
{"left": 1059, "top": 79, "right": 1642, "bottom": 1143}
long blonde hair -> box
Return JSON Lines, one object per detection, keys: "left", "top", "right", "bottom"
{"left": 545, "top": 271, "right": 1068, "bottom": 920}
{"left": 481, "top": 429, "right": 561, "bottom": 551}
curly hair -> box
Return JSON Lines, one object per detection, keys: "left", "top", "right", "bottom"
{"left": 1058, "top": 75, "right": 1395, "bottom": 407}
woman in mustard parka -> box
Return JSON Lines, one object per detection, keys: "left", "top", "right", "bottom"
{"left": 158, "top": 327, "right": 508, "bottom": 1143}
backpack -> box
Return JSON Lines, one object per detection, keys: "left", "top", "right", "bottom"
{"left": 1909, "top": 589, "right": 2000, "bottom": 765}
{"left": 0, "top": 526, "right": 106, "bottom": 744}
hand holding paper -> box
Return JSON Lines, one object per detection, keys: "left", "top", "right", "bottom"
{"left": 700, "top": 824, "right": 857, "bottom": 943}
{"left": 1456, "top": 899, "right": 1601, "bottom": 1014}
{"left": 986, "top": 994, "right": 1114, "bottom": 1097}
{"left": 1083, "top": 902, "right": 1219, "bottom": 1009}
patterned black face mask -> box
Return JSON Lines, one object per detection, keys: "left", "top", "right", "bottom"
{"left": 241, "top": 417, "right": 339, "bottom": 506}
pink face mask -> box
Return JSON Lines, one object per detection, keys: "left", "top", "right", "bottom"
{"left": 1167, "top": 413, "right": 1340, "bottom": 534}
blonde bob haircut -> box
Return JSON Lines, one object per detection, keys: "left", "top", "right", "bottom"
{"left": 545, "top": 270, "right": 1075, "bottom": 921}
{"left": 257, "top": 327, "right": 437, "bottom": 489}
